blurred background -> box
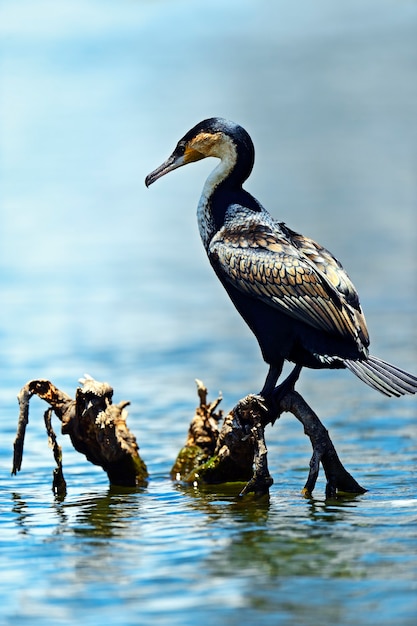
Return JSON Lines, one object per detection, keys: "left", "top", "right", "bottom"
{"left": 1, "top": 0, "right": 416, "bottom": 397}
{"left": 0, "top": 1, "right": 416, "bottom": 625}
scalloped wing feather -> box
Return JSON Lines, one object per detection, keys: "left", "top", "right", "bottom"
{"left": 209, "top": 217, "right": 369, "bottom": 352}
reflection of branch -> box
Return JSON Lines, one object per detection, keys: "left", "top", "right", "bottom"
{"left": 172, "top": 381, "right": 366, "bottom": 499}
{"left": 12, "top": 376, "right": 148, "bottom": 493}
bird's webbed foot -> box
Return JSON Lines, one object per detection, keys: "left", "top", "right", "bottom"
{"left": 233, "top": 395, "right": 273, "bottom": 497}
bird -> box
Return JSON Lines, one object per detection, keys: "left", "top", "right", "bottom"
{"left": 145, "top": 117, "right": 417, "bottom": 402}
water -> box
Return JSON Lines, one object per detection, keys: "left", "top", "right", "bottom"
{"left": 1, "top": 1, "right": 416, "bottom": 624}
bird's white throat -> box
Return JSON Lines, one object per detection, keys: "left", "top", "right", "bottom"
{"left": 197, "top": 136, "right": 237, "bottom": 249}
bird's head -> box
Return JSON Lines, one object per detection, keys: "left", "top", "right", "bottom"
{"left": 145, "top": 117, "right": 254, "bottom": 187}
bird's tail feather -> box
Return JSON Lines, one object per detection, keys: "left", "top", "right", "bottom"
{"left": 344, "top": 355, "right": 417, "bottom": 397}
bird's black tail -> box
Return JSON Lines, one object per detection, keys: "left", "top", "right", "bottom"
{"left": 344, "top": 355, "right": 417, "bottom": 397}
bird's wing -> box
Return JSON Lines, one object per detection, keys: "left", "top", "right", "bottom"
{"left": 209, "top": 218, "right": 369, "bottom": 349}
{"left": 278, "top": 223, "right": 362, "bottom": 310}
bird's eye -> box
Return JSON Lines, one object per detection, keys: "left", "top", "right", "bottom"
{"left": 176, "top": 141, "right": 187, "bottom": 155}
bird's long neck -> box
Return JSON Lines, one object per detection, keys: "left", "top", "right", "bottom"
{"left": 197, "top": 137, "right": 254, "bottom": 249}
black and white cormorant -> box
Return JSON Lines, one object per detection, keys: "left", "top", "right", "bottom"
{"left": 145, "top": 117, "right": 417, "bottom": 400}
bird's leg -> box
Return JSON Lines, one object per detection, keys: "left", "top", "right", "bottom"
{"left": 266, "top": 364, "right": 303, "bottom": 424}
{"left": 257, "top": 364, "right": 303, "bottom": 426}
{"left": 231, "top": 363, "right": 285, "bottom": 474}
{"left": 273, "top": 365, "right": 302, "bottom": 402}
{"left": 260, "top": 364, "right": 282, "bottom": 398}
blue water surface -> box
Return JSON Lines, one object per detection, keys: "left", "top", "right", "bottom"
{"left": 1, "top": 1, "right": 416, "bottom": 625}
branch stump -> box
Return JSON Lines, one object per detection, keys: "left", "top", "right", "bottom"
{"left": 12, "top": 376, "right": 148, "bottom": 494}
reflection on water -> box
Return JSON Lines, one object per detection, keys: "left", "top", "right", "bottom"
{"left": 1, "top": 0, "right": 417, "bottom": 625}
{"left": 6, "top": 482, "right": 416, "bottom": 625}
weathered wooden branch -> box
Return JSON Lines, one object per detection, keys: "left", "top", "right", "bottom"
{"left": 12, "top": 376, "right": 148, "bottom": 493}
{"left": 44, "top": 407, "right": 67, "bottom": 497}
{"left": 171, "top": 384, "right": 272, "bottom": 495}
{"left": 171, "top": 380, "right": 256, "bottom": 486}
{"left": 172, "top": 381, "right": 366, "bottom": 498}
{"left": 272, "top": 390, "right": 366, "bottom": 497}
{"left": 13, "top": 372, "right": 365, "bottom": 500}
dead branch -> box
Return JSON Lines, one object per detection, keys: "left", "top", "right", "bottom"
{"left": 171, "top": 385, "right": 268, "bottom": 491}
{"left": 12, "top": 375, "right": 148, "bottom": 492}
{"left": 173, "top": 381, "right": 366, "bottom": 499}
{"left": 277, "top": 391, "right": 366, "bottom": 497}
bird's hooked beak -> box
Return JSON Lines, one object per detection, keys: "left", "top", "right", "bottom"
{"left": 145, "top": 145, "right": 205, "bottom": 187}
{"left": 145, "top": 153, "right": 184, "bottom": 187}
